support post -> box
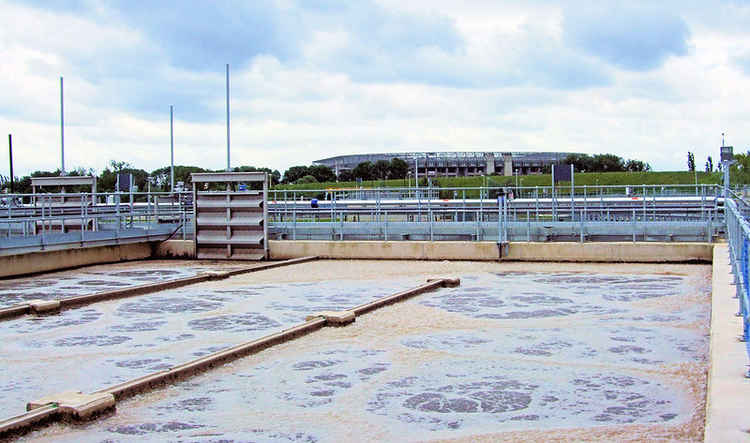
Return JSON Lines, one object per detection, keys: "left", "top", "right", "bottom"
{"left": 60, "top": 76, "right": 65, "bottom": 174}
{"left": 170, "top": 105, "right": 175, "bottom": 193}
{"left": 226, "top": 63, "right": 231, "bottom": 172}
{"left": 8, "top": 134, "right": 13, "bottom": 194}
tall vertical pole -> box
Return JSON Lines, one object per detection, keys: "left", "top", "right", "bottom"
{"left": 226, "top": 63, "right": 230, "bottom": 172}
{"left": 60, "top": 76, "right": 65, "bottom": 174}
{"left": 8, "top": 134, "right": 13, "bottom": 194}
{"left": 570, "top": 164, "right": 575, "bottom": 221}
{"left": 170, "top": 105, "right": 175, "bottom": 193}
{"left": 415, "top": 157, "right": 418, "bottom": 194}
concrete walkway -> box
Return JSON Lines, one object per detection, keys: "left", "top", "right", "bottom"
{"left": 704, "top": 244, "right": 750, "bottom": 442}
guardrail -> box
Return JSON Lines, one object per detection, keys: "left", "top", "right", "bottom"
{"left": 0, "top": 191, "right": 194, "bottom": 253}
{"left": 723, "top": 196, "right": 750, "bottom": 376}
{"left": 0, "top": 186, "right": 727, "bottom": 250}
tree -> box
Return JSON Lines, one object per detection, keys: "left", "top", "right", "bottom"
{"left": 282, "top": 166, "right": 311, "bottom": 184}
{"left": 307, "top": 165, "right": 336, "bottom": 183}
{"left": 705, "top": 156, "right": 713, "bottom": 173}
{"left": 730, "top": 151, "right": 750, "bottom": 184}
{"left": 625, "top": 159, "right": 651, "bottom": 172}
{"left": 150, "top": 165, "right": 208, "bottom": 191}
{"left": 373, "top": 160, "right": 390, "bottom": 180}
{"left": 337, "top": 170, "right": 354, "bottom": 182}
{"left": 295, "top": 175, "right": 318, "bottom": 184}
{"left": 687, "top": 152, "right": 695, "bottom": 172}
{"left": 98, "top": 161, "right": 149, "bottom": 192}
{"left": 592, "top": 154, "right": 625, "bottom": 172}
{"left": 388, "top": 158, "right": 409, "bottom": 179}
{"left": 233, "top": 166, "right": 281, "bottom": 185}
{"left": 351, "top": 161, "right": 375, "bottom": 181}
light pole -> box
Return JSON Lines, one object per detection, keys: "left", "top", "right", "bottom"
{"left": 60, "top": 76, "right": 65, "bottom": 175}
{"left": 170, "top": 105, "right": 174, "bottom": 193}
{"left": 226, "top": 63, "right": 230, "bottom": 172}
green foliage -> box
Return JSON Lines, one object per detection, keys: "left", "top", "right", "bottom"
{"left": 563, "top": 153, "right": 642, "bottom": 172}
{"left": 373, "top": 160, "right": 390, "bottom": 180}
{"left": 282, "top": 166, "right": 311, "bottom": 184}
{"left": 352, "top": 161, "right": 375, "bottom": 181}
{"left": 296, "top": 174, "right": 318, "bottom": 184}
{"left": 388, "top": 158, "right": 409, "bottom": 179}
{"left": 276, "top": 170, "right": 724, "bottom": 192}
{"left": 308, "top": 165, "right": 336, "bottom": 183}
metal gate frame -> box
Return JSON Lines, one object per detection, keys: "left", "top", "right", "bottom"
{"left": 191, "top": 172, "right": 268, "bottom": 260}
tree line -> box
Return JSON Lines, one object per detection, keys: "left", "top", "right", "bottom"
{"left": 281, "top": 158, "right": 409, "bottom": 183}
{"left": 563, "top": 154, "right": 650, "bottom": 172}
{"left": 3, "top": 161, "right": 282, "bottom": 194}
{"left": 1, "top": 152, "right": 665, "bottom": 194}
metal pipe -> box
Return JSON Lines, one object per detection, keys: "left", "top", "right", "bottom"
{"left": 60, "top": 77, "right": 65, "bottom": 174}
{"left": 226, "top": 64, "right": 230, "bottom": 172}
{"left": 8, "top": 134, "right": 13, "bottom": 194}
{"left": 170, "top": 105, "right": 175, "bottom": 193}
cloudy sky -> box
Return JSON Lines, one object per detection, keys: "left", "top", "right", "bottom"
{"left": 1, "top": 0, "right": 749, "bottom": 177}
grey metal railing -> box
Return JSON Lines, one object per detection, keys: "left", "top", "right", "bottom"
{"left": 724, "top": 195, "right": 750, "bottom": 377}
{"left": 0, "top": 191, "right": 194, "bottom": 253}
{"left": 265, "top": 185, "right": 723, "bottom": 242}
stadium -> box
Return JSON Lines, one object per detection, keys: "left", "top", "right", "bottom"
{"left": 313, "top": 151, "right": 582, "bottom": 177}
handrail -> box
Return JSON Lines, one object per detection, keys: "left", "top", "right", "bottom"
{"left": 723, "top": 198, "right": 750, "bottom": 375}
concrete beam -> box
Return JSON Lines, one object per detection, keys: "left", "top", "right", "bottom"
{"left": 28, "top": 300, "right": 60, "bottom": 315}
{"left": 269, "top": 240, "right": 713, "bottom": 263}
{"left": 27, "top": 391, "right": 114, "bottom": 420}
{"left": 0, "top": 243, "right": 153, "bottom": 278}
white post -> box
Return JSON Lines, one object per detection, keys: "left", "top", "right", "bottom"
{"left": 170, "top": 105, "right": 175, "bottom": 193}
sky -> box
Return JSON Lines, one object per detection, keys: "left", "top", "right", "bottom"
{"left": 1, "top": 0, "right": 749, "bottom": 177}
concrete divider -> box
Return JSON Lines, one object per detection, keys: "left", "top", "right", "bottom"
{"left": 269, "top": 240, "right": 714, "bottom": 263}
{"left": 0, "top": 243, "right": 153, "bottom": 278}
{"left": 153, "top": 239, "right": 195, "bottom": 258}
{"left": 1, "top": 277, "right": 458, "bottom": 438}
{"left": 0, "top": 257, "right": 318, "bottom": 322}
{"left": 703, "top": 244, "right": 750, "bottom": 441}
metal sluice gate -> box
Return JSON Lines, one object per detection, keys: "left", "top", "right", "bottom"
{"left": 191, "top": 172, "right": 268, "bottom": 260}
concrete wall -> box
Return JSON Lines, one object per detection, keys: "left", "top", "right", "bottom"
{"left": 0, "top": 243, "right": 153, "bottom": 278}
{"left": 269, "top": 240, "right": 714, "bottom": 263}
{"left": 154, "top": 240, "right": 195, "bottom": 259}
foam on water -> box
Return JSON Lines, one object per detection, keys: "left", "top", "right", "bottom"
{"left": 0, "top": 278, "right": 416, "bottom": 418}
{"left": 19, "top": 265, "right": 710, "bottom": 442}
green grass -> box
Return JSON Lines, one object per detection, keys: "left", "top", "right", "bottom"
{"left": 273, "top": 171, "right": 723, "bottom": 191}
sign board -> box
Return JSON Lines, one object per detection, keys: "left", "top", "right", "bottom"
{"left": 117, "top": 173, "right": 132, "bottom": 192}
{"left": 721, "top": 146, "right": 734, "bottom": 162}
{"left": 553, "top": 164, "right": 572, "bottom": 183}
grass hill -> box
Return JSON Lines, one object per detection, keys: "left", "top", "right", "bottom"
{"left": 273, "top": 171, "right": 723, "bottom": 192}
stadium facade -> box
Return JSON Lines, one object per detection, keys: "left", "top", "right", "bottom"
{"left": 313, "top": 152, "right": 581, "bottom": 177}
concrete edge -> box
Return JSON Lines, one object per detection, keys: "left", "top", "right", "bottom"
{"left": 0, "top": 257, "right": 320, "bottom": 323}
{"left": 0, "top": 405, "right": 59, "bottom": 440}
{"left": 703, "top": 244, "right": 750, "bottom": 442}
{"left": 269, "top": 240, "right": 714, "bottom": 263}
{"left": 0, "top": 277, "right": 457, "bottom": 438}
{"left": 0, "top": 242, "right": 154, "bottom": 279}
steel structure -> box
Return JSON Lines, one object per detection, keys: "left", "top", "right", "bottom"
{"left": 191, "top": 172, "right": 268, "bottom": 260}
{"left": 723, "top": 193, "right": 750, "bottom": 377}
{"left": 0, "top": 183, "right": 731, "bottom": 254}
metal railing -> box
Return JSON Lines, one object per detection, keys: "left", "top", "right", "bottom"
{"left": 723, "top": 194, "right": 750, "bottom": 377}
{"left": 0, "top": 184, "right": 731, "bottom": 250}
{"left": 0, "top": 191, "right": 194, "bottom": 253}
{"left": 267, "top": 185, "right": 723, "bottom": 242}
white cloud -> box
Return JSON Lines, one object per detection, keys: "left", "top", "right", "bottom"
{"left": 1, "top": 0, "right": 749, "bottom": 179}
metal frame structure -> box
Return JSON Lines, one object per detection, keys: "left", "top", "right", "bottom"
{"left": 191, "top": 172, "right": 268, "bottom": 260}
